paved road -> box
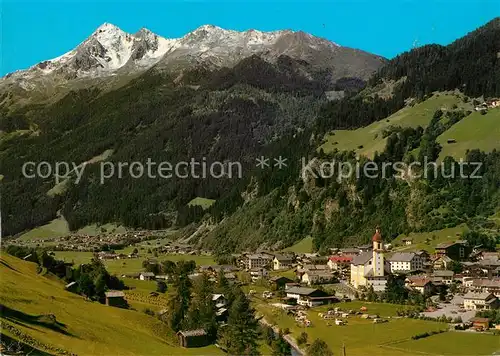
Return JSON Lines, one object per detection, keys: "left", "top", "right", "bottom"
{"left": 259, "top": 318, "right": 305, "bottom": 356}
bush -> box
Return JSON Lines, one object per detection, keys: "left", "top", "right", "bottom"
{"left": 297, "top": 331, "right": 308, "bottom": 345}
{"left": 156, "top": 281, "right": 167, "bottom": 293}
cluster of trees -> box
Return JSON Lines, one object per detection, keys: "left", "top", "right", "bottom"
{"left": 142, "top": 259, "right": 196, "bottom": 276}
{"left": 5, "top": 245, "right": 72, "bottom": 278}
{"left": 161, "top": 267, "right": 262, "bottom": 354}
{"left": 370, "top": 18, "right": 500, "bottom": 99}
{"left": 476, "top": 310, "right": 500, "bottom": 325}
{"left": 72, "top": 258, "right": 126, "bottom": 301}
{"left": 462, "top": 230, "right": 499, "bottom": 251}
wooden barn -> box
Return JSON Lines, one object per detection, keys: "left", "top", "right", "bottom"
{"left": 177, "top": 329, "right": 209, "bottom": 348}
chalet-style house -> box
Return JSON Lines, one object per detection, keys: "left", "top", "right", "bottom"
{"left": 327, "top": 255, "right": 352, "bottom": 279}
{"left": 285, "top": 287, "right": 337, "bottom": 307}
{"left": 431, "top": 255, "right": 453, "bottom": 270}
{"left": 388, "top": 252, "right": 425, "bottom": 273}
{"left": 470, "top": 317, "right": 490, "bottom": 330}
{"left": 272, "top": 254, "right": 294, "bottom": 270}
{"left": 469, "top": 278, "right": 500, "bottom": 297}
{"left": 327, "top": 256, "right": 353, "bottom": 270}
{"left": 432, "top": 270, "right": 454, "bottom": 285}
{"left": 269, "top": 276, "right": 294, "bottom": 290}
{"left": 249, "top": 267, "right": 268, "bottom": 281}
{"left": 435, "top": 241, "right": 472, "bottom": 261}
{"left": 463, "top": 292, "right": 499, "bottom": 310}
{"left": 139, "top": 272, "right": 155, "bottom": 281}
{"left": 405, "top": 277, "right": 434, "bottom": 295}
{"left": 301, "top": 270, "right": 336, "bottom": 286}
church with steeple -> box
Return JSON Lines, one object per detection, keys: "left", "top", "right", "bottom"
{"left": 350, "top": 227, "right": 390, "bottom": 292}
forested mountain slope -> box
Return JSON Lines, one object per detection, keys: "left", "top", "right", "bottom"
{"left": 1, "top": 18, "right": 500, "bottom": 254}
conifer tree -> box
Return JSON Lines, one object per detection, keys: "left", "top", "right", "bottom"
{"left": 218, "top": 288, "right": 260, "bottom": 355}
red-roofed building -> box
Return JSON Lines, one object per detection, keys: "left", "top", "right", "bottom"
{"left": 405, "top": 277, "right": 434, "bottom": 295}
{"left": 328, "top": 256, "right": 353, "bottom": 269}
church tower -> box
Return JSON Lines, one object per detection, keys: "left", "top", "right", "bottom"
{"left": 372, "top": 226, "right": 384, "bottom": 277}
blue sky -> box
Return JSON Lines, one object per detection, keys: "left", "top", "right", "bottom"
{"left": 1, "top": 0, "right": 499, "bottom": 76}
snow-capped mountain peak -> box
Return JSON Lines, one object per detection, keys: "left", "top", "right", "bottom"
{"left": 2, "top": 23, "right": 385, "bottom": 92}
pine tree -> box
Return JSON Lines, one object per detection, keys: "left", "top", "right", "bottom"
{"left": 186, "top": 274, "right": 217, "bottom": 339}
{"left": 218, "top": 288, "right": 260, "bottom": 355}
{"left": 166, "top": 270, "right": 192, "bottom": 331}
{"left": 272, "top": 332, "right": 291, "bottom": 356}
{"left": 307, "top": 338, "right": 333, "bottom": 356}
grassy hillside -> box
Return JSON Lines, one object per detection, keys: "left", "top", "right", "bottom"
{"left": 282, "top": 236, "right": 314, "bottom": 253}
{"left": 18, "top": 217, "right": 125, "bottom": 242}
{"left": 437, "top": 107, "right": 500, "bottom": 160}
{"left": 188, "top": 197, "right": 216, "bottom": 210}
{"left": 320, "top": 92, "right": 468, "bottom": 158}
{"left": 18, "top": 217, "right": 70, "bottom": 241}
{"left": 0, "top": 253, "right": 221, "bottom": 355}
{"left": 391, "top": 224, "right": 468, "bottom": 252}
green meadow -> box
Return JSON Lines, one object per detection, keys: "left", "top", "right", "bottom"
{"left": 256, "top": 300, "right": 497, "bottom": 356}
{"left": 391, "top": 224, "right": 468, "bottom": 252}
{"left": 256, "top": 301, "right": 446, "bottom": 356}
{"left": 53, "top": 250, "right": 216, "bottom": 275}
{"left": 188, "top": 197, "right": 216, "bottom": 210}
{"left": 0, "top": 254, "right": 222, "bottom": 355}
{"left": 283, "top": 236, "right": 314, "bottom": 253}
{"left": 437, "top": 107, "right": 500, "bottom": 160}
{"left": 320, "top": 92, "right": 468, "bottom": 158}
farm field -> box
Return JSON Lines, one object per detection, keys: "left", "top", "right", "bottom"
{"left": 256, "top": 301, "right": 447, "bottom": 356}
{"left": 53, "top": 251, "right": 95, "bottom": 265}
{"left": 319, "top": 92, "right": 467, "bottom": 158}
{"left": 391, "top": 224, "right": 468, "bottom": 252}
{"left": 437, "top": 107, "right": 500, "bottom": 161}
{"left": 389, "top": 331, "right": 500, "bottom": 355}
{"left": 53, "top": 250, "right": 216, "bottom": 275}
{"left": 0, "top": 254, "right": 222, "bottom": 355}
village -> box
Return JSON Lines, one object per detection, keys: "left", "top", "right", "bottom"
{"left": 5, "top": 223, "right": 500, "bottom": 354}
{"left": 76, "top": 226, "right": 500, "bottom": 348}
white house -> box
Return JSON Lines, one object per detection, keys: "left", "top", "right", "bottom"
{"left": 244, "top": 253, "right": 273, "bottom": 270}
{"left": 463, "top": 292, "right": 499, "bottom": 310}
{"left": 388, "top": 252, "right": 424, "bottom": 273}
{"left": 301, "top": 270, "right": 335, "bottom": 286}
{"left": 406, "top": 277, "right": 434, "bottom": 295}
{"left": 249, "top": 267, "right": 268, "bottom": 281}
{"left": 272, "top": 254, "right": 294, "bottom": 270}
{"left": 285, "top": 287, "right": 336, "bottom": 307}
{"left": 139, "top": 272, "right": 155, "bottom": 281}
